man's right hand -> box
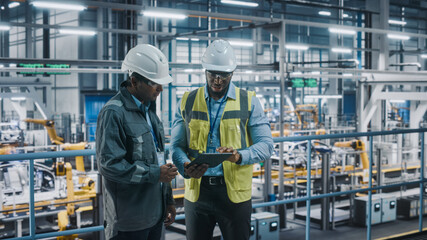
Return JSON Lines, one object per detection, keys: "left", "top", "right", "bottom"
{"left": 184, "top": 162, "right": 208, "bottom": 179}
{"left": 159, "top": 163, "right": 178, "bottom": 182}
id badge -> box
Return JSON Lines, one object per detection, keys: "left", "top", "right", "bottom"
{"left": 156, "top": 151, "right": 165, "bottom": 166}
{"left": 206, "top": 147, "right": 216, "bottom": 153}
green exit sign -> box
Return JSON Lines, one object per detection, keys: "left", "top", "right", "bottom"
{"left": 291, "top": 78, "right": 305, "bottom": 88}
{"left": 17, "top": 63, "right": 70, "bottom": 75}
{"left": 305, "top": 78, "right": 317, "bottom": 87}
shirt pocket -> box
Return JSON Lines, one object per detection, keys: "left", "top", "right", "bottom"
{"left": 127, "top": 126, "right": 155, "bottom": 163}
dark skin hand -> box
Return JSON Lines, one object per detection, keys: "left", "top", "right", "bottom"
{"left": 184, "top": 147, "right": 241, "bottom": 178}
{"left": 164, "top": 204, "right": 176, "bottom": 227}
{"left": 216, "top": 146, "right": 241, "bottom": 163}
{"left": 159, "top": 163, "right": 178, "bottom": 182}
{"left": 184, "top": 162, "right": 209, "bottom": 178}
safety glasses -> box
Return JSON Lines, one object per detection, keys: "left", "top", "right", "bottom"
{"left": 206, "top": 70, "right": 233, "bottom": 79}
{"left": 136, "top": 74, "right": 162, "bottom": 89}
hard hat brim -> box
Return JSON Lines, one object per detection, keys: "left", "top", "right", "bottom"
{"left": 149, "top": 74, "right": 173, "bottom": 85}
{"left": 202, "top": 63, "right": 236, "bottom": 73}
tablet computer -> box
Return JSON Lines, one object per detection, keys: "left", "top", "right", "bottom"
{"left": 186, "top": 153, "right": 232, "bottom": 168}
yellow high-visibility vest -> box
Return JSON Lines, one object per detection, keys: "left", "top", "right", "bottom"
{"left": 180, "top": 86, "right": 255, "bottom": 203}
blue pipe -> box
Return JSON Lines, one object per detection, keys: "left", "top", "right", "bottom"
{"left": 29, "top": 159, "right": 36, "bottom": 238}
{"left": 419, "top": 132, "right": 425, "bottom": 232}
{"left": 34, "top": 226, "right": 104, "bottom": 239}
{"left": 306, "top": 140, "right": 312, "bottom": 240}
{"left": 367, "top": 136, "right": 373, "bottom": 240}
{"left": 0, "top": 149, "right": 96, "bottom": 162}
{"left": 274, "top": 128, "right": 427, "bottom": 143}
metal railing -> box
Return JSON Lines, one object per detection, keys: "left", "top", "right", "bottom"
{"left": 1, "top": 128, "right": 426, "bottom": 240}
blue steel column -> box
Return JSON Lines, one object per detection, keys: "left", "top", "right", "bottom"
{"left": 29, "top": 160, "right": 36, "bottom": 239}
{"left": 419, "top": 132, "right": 425, "bottom": 232}
{"left": 306, "top": 140, "right": 312, "bottom": 240}
{"left": 367, "top": 136, "right": 373, "bottom": 240}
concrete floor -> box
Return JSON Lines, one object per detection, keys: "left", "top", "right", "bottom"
{"left": 164, "top": 216, "right": 427, "bottom": 240}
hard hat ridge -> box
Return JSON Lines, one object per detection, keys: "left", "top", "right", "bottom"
{"left": 121, "top": 44, "right": 173, "bottom": 85}
{"left": 202, "top": 39, "right": 237, "bottom": 72}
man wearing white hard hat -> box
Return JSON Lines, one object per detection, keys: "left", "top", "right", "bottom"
{"left": 171, "top": 39, "right": 274, "bottom": 239}
{"left": 96, "top": 44, "right": 178, "bottom": 240}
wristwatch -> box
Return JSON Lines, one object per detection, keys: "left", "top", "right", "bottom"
{"left": 236, "top": 152, "right": 242, "bottom": 164}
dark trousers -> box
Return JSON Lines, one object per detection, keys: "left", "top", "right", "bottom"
{"left": 185, "top": 180, "right": 252, "bottom": 240}
{"left": 111, "top": 220, "right": 163, "bottom": 240}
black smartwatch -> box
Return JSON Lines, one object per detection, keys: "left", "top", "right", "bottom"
{"left": 236, "top": 152, "right": 243, "bottom": 164}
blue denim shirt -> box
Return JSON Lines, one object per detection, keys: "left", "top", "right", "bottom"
{"left": 171, "top": 82, "right": 274, "bottom": 177}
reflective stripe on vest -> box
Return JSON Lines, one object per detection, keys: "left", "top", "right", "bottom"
{"left": 181, "top": 86, "right": 255, "bottom": 203}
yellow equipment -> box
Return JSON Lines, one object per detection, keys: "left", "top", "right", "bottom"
{"left": 285, "top": 104, "right": 319, "bottom": 129}
{"left": 334, "top": 139, "right": 370, "bottom": 183}
{"left": 23, "top": 119, "right": 64, "bottom": 145}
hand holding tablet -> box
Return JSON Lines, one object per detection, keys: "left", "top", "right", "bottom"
{"left": 185, "top": 153, "right": 233, "bottom": 168}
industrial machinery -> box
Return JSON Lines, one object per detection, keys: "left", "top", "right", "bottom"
{"left": 334, "top": 139, "right": 370, "bottom": 184}
{"left": 0, "top": 119, "right": 97, "bottom": 239}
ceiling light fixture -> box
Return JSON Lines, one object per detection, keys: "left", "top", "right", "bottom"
{"left": 31, "top": 1, "right": 86, "bottom": 11}
{"left": 305, "top": 95, "right": 342, "bottom": 99}
{"left": 388, "top": 20, "right": 407, "bottom": 26}
{"left": 331, "top": 47, "right": 352, "bottom": 54}
{"left": 59, "top": 29, "right": 96, "bottom": 36}
{"left": 329, "top": 27, "right": 356, "bottom": 35}
{"left": 228, "top": 40, "right": 253, "bottom": 47}
{"left": 8, "top": 2, "right": 20, "bottom": 8}
{"left": 176, "top": 37, "right": 200, "bottom": 41}
{"left": 390, "top": 100, "right": 406, "bottom": 103}
{"left": 318, "top": 11, "right": 331, "bottom": 16}
{"left": 221, "top": 0, "right": 258, "bottom": 7}
{"left": 387, "top": 34, "right": 410, "bottom": 40}
{"left": 142, "top": 10, "right": 187, "bottom": 20}
{"left": 285, "top": 44, "right": 309, "bottom": 50}
{"left": 342, "top": 73, "right": 353, "bottom": 77}
{"left": 0, "top": 25, "right": 11, "bottom": 31}
{"left": 421, "top": 54, "right": 427, "bottom": 59}
{"left": 11, "top": 97, "right": 26, "bottom": 101}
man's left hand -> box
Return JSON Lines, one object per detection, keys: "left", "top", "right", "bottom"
{"left": 164, "top": 204, "right": 176, "bottom": 227}
{"left": 216, "top": 147, "right": 240, "bottom": 163}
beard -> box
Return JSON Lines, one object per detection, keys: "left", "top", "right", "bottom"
{"left": 208, "top": 83, "right": 229, "bottom": 100}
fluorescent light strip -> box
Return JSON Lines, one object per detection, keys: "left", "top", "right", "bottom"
{"left": 142, "top": 11, "right": 187, "bottom": 20}
{"left": 387, "top": 34, "right": 410, "bottom": 40}
{"left": 228, "top": 40, "right": 253, "bottom": 47}
{"left": 343, "top": 13, "right": 349, "bottom": 18}
{"left": 285, "top": 44, "right": 309, "bottom": 50}
{"left": 221, "top": 0, "right": 258, "bottom": 7}
{"left": 176, "top": 37, "right": 199, "bottom": 41}
{"left": 331, "top": 47, "right": 352, "bottom": 54}
{"left": 8, "top": 2, "right": 20, "bottom": 8}
{"left": 0, "top": 25, "right": 11, "bottom": 31}
{"left": 31, "top": 1, "right": 86, "bottom": 11}
{"left": 59, "top": 29, "right": 96, "bottom": 36}
{"left": 342, "top": 73, "right": 353, "bottom": 77}
{"left": 290, "top": 72, "right": 302, "bottom": 76}
{"left": 421, "top": 54, "right": 427, "bottom": 59}
{"left": 305, "top": 95, "right": 342, "bottom": 99}
{"left": 388, "top": 20, "right": 407, "bottom": 26}
{"left": 318, "top": 11, "right": 331, "bottom": 16}
{"left": 329, "top": 27, "right": 356, "bottom": 35}
{"left": 390, "top": 100, "right": 406, "bottom": 103}
{"left": 11, "top": 97, "right": 26, "bottom": 101}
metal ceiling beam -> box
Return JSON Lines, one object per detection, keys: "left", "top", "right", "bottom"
{"left": 3, "top": 6, "right": 427, "bottom": 40}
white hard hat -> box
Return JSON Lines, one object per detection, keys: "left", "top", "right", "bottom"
{"left": 121, "top": 44, "right": 173, "bottom": 85}
{"left": 201, "top": 39, "right": 236, "bottom": 72}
